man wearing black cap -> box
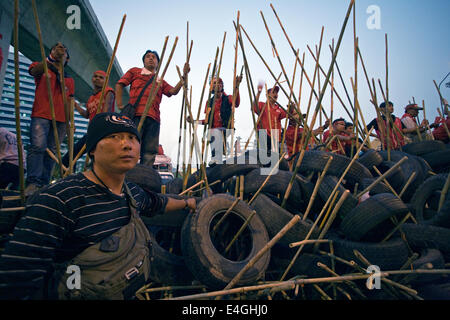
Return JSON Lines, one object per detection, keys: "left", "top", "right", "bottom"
{"left": 115, "top": 50, "right": 190, "bottom": 167}
{"left": 0, "top": 112, "right": 196, "bottom": 299}
{"left": 401, "top": 103, "right": 430, "bottom": 142}
{"left": 25, "top": 42, "right": 75, "bottom": 196}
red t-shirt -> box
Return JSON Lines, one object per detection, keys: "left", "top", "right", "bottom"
{"left": 29, "top": 61, "right": 75, "bottom": 122}
{"left": 253, "top": 101, "right": 287, "bottom": 138}
{"left": 322, "top": 130, "right": 347, "bottom": 155}
{"left": 285, "top": 123, "right": 304, "bottom": 156}
{"left": 117, "top": 67, "right": 174, "bottom": 122}
{"left": 433, "top": 117, "right": 450, "bottom": 143}
{"left": 203, "top": 92, "right": 240, "bottom": 128}
{"left": 86, "top": 87, "right": 115, "bottom": 121}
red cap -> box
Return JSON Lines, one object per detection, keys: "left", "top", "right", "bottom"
{"left": 268, "top": 85, "right": 280, "bottom": 93}
{"left": 405, "top": 104, "right": 423, "bottom": 111}
{"left": 94, "top": 70, "right": 107, "bottom": 77}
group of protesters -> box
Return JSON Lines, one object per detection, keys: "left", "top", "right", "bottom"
{"left": 1, "top": 42, "right": 450, "bottom": 191}
{"left": 0, "top": 39, "right": 450, "bottom": 300}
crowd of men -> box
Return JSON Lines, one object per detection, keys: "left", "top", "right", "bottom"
{"left": 0, "top": 41, "right": 449, "bottom": 300}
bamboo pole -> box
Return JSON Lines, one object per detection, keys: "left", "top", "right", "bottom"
{"left": 228, "top": 11, "right": 240, "bottom": 157}
{"left": 168, "top": 268, "right": 450, "bottom": 300}
{"left": 31, "top": 0, "right": 64, "bottom": 177}
{"left": 13, "top": 0, "right": 25, "bottom": 203}
{"left": 211, "top": 198, "right": 239, "bottom": 234}
{"left": 175, "top": 20, "right": 190, "bottom": 180}
{"left": 178, "top": 179, "right": 204, "bottom": 196}
{"left": 46, "top": 148, "right": 68, "bottom": 172}
{"left": 233, "top": 21, "right": 259, "bottom": 150}
{"left": 224, "top": 210, "right": 256, "bottom": 254}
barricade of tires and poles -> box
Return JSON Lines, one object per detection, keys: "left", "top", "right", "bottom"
{"left": 1, "top": 0, "right": 450, "bottom": 300}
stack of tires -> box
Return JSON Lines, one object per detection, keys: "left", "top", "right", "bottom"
{"left": 117, "top": 146, "right": 450, "bottom": 298}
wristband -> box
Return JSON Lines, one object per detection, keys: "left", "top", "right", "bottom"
{"left": 183, "top": 199, "right": 189, "bottom": 210}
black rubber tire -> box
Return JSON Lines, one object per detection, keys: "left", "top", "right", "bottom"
{"left": 208, "top": 163, "right": 260, "bottom": 184}
{"left": 376, "top": 161, "right": 406, "bottom": 193}
{"left": 270, "top": 253, "right": 333, "bottom": 279}
{"left": 410, "top": 174, "right": 450, "bottom": 224}
{"left": 125, "top": 164, "right": 162, "bottom": 193}
{"left": 340, "top": 193, "right": 410, "bottom": 242}
{"left": 327, "top": 233, "right": 410, "bottom": 270}
{"left": 317, "top": 175, "right": 359, "bottom": 221}
{"left": 164, "top": 177, "right": 184, "bottom": 194}
{"left": 416, "top": 280, "right": 450, "bottom": 300}
{"left": 296, "top": 174, "right": 325, "bottom": 214}
{"left": 293, "top": 150, "right": 373, "bottom": 186}
{"left": 420, "top": 149, "right": 450, "bottom": 174}
{"left": 409, "top": 249, "right": 446, "bottom": 286}
{"left": 146, "top": 225, "right": 194, "bottom": 285}
{"left": 181, "top": 194, "right": 270, "bottom": 289}
{"left": 360, "top": 178, "right": 393, "bottom": 196}
{"left": 357, "top": 149, "right": 384, "bottom": 170}
{"left": 250, "top": 193, "right": 319, "bottom": 247}
{"left": 378, "top": 150, "right": 427, "bottom": 202}
{"left": 401, "top": 223, "right": 450, "bottom": 257}
{"left": 243, "top": 168, "right": 303, "bottom": 209}
{"left": 402, "top": 140, "right": 446, "bottom": 156}
{"left": 426, "top": 200, "right": 450, "bottom": 228}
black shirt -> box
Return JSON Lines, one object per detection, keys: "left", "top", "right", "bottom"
{"left": 0, "top": 172, "right": 167, "bottom": 299}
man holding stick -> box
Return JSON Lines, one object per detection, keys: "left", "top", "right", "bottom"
{"left": 187, "top": 76, "right": 242, "bottom": 163}
{"left": 25, "top": 42, "right": 74, "bottom": 196}
{"left": 285, "top": 104, "right": 329, "bottom": 157}
{"left": 115, "top": 50, "right": 190, "bottom": 167}
{"left": 0, "top": 112, "right": 196, "bottom": 300}
{"left": 431, "top": 100, "right": 450, "bottom": 143}
{"left": 401, "top": 103, "right": 430, "bottom": 142}
{"left": 62, "top": 70, "right": 115, "bottom": 168}
{"left": 253, "top": 83, "right": 286, "bottom": 155}
{"left": 367, "top": 101, "right": 406, "bottom": 150}
{"left": 322, "top": 118, "right": 352, "bottom": 155}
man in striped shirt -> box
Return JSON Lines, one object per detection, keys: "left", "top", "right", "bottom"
{"left": 0, "top": 113, "right": 196, "bottom": 299}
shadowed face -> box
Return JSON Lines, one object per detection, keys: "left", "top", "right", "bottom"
{"left": 92, "top": 72, "right": 105, "bottom": 89}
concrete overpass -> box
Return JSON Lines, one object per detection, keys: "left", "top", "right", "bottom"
{"left": 0, "top": 0, "right": 127, "bottom": 103}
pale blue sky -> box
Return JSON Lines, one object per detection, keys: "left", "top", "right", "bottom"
{"left": 89, "top": 0, "right": 450, "bottom": 163}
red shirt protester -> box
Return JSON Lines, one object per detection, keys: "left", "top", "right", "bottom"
{"left": 253, "top": 101, "right": 287, "bottom": 139}
{"left": 203, "top": 93, "right": 240, "bottom": 128}
{"left": 117, "top": 67, "right": 174, "bottom": 122}
{"left": 433, "top": 116, "right": 450, "bottom": 143}
{"left": 29, "top": 61, "right": 75, "bottom": 122}
{"left": 86, "top": 87, "right": 115, "bottom": 121}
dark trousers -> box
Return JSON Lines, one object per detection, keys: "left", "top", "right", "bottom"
{"left": 133, "top": 116, "right": 160, "bottom": 167}
{"left": 0, "top": 162, "right": 20, "bottom": 189}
